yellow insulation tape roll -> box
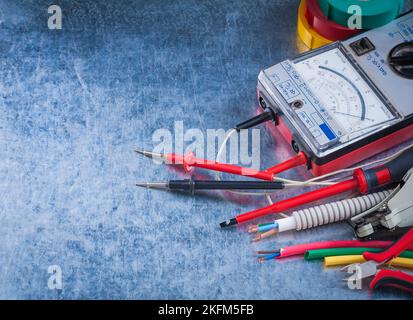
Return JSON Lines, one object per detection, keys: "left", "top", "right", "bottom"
{"left": 297, "top": 0, "right": 332, "bottom": 50}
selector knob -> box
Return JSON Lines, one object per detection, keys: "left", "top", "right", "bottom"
{"left": 388, "top": 42, "right": 413, "bottom": 79}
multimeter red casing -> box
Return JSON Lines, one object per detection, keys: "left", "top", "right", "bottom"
{"left": 257, "top": 10, "right": 413, "bottom": 176}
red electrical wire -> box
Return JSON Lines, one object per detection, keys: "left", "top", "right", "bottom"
{"left": 265, "top": 151, "right": 308, "bottom": 175}
{"left": 276, "top": 240, "right": 413, "bottom": 259}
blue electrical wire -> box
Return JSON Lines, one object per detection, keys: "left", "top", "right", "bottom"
{"left": 258, "top": 222, "right": 278, "bottom": 233}
{"left": 257, "top": 251, "right": 280, "bottom": 262}
{"left": 264, "top": 252, "right": 280, "bottom": 260}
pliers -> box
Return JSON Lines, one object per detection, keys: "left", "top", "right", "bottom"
{"left": 342, "top": 228, "right": 413, "bottom": 293}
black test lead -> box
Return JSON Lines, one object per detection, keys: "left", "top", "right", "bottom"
{"left": 136, "top": 179, "right": 285, "bottom": 194}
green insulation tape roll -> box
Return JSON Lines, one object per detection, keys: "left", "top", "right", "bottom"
{"left": 318, "top": 0, "right": 405, "bottom": 29}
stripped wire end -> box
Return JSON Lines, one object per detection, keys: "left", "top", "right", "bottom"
{"left": 260, "top": 228, "right": 278, "bottom": 240}
{"left": 247, "top": 225, "right": 259, "bottom": 233}
{"left": 258, "top": 256, "right": 267, "bottom": 263}
{"left": 257, "top": 252, "right": 280, "bottom": 262}
{"left": 251, "top": 228, "right": 278, "bottom": 242}
{"left": 248, "top": 222, "right": 279, "bottom": 241}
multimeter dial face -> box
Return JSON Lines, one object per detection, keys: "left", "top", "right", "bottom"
{"left": 294, "top": 48, "right": 395, "bottom": 143}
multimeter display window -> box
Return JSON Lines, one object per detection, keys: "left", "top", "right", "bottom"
{"left": 292, "top": 47, "right": 397, "bottom": 149}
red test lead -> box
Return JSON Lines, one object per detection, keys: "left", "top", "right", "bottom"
{"left": 219, "top": 147, "right": 413, "bottom": 228}
{"left": 135, "top": 149, "right": 274, "bottom": 180}
{"left": 265, "top": 151, "right": 308, "bottom": 175}
{"left": 135, "top": 149, "right": 309, "bottom": 181}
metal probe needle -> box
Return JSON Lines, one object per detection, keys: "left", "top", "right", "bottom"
{"left": 135, "top": 182, "right": 169, "bottom": 190}
{"left": 134, "top": 149, "right": 164, "bottom": 160}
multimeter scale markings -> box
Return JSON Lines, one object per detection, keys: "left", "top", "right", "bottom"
{"left": 293, "top": 47, "right": 396, "bottom": 145}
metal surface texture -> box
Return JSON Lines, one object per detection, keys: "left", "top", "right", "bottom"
{"left": 0, "top": 0, "right": 412, "bottom": 299}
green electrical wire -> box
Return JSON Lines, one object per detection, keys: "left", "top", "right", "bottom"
{"left": 304, "top": 247, "right": 413, "bottom": 260}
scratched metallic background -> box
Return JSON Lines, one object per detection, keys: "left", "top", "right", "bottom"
{"left": 0, "top": 0, "right": 412, "bottom": 299}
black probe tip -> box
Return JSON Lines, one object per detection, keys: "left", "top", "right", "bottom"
{"left": 220, "top": 218, "right": 237, "bottom": 228}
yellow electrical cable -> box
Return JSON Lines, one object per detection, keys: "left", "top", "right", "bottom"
{"left": 297, "top": 0, "right": 332, "bottom": 50}
{"left": 324, "top": 255, "right": 413, "bottom": 269}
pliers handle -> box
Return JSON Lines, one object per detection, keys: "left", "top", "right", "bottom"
{"left": 370, "top": 269, "right": 413, "bottom": 293}
{"left": 364, "top": 228, "right": 413, "bottom": 263}
{"left": 342, "top": 228, "right": 413, "bottom": 284}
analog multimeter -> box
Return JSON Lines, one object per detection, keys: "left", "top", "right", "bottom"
{"left": 257, "top": 10, "right": 413, "bottom": 176}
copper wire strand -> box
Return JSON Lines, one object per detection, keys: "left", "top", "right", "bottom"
{"left": 252, "top": 229, "right": 278, "bottom": 242}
